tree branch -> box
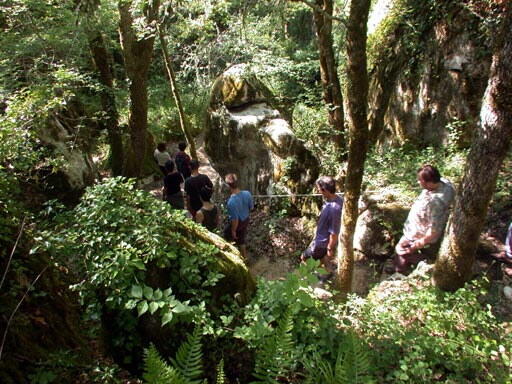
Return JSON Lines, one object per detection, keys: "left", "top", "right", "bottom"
{"left": 0, "top": 266, "right": 48, "bottom": 361}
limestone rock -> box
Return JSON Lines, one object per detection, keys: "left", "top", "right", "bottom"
{"left": 353, "top": 193, "right": 409, "bottom": 259}
{"left": 205, "top": 64, "right": 319, "bottom": 195}
{"left": 210, "top": 65, "right": 270, "bottom": 109}
{"left": 369, "top": 4, "right": 491, "bottom": 147}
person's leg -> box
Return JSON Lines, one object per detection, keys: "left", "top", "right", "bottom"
{"left": 236, "top": 219, "right": 249, "bottom": 259}
{"left": 239, "top": 244, "right": 247, "bottom": 259}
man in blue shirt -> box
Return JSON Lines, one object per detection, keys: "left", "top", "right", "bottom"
{"left": 302, "top": 176, "right": 343, "bottom": 273}
{"left": 224, "top": 173, "right": 253, "bottom": 259}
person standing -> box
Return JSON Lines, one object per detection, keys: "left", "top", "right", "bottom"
{"left": 154, "top": 143, "right": 171, "bottom": 176}
{"left": 195, "top": 185, "right": 219, "bottom": 232}
{"left": 174, "top": 142, "right": 192, "bottom": 180}
{"left": 393, "top": 164, "right": 455, "bottom": 273}
{"left": 184, "top": 159, "right": 213, "bottom": 218}
{"left": 224, "top": 173, "right": 253, "bottom": 260}
{"left": 163, "top": 160, "right": 185, "bottom": 209}
{"left": 302, "top": 176, "right": 343, "bottom": 274}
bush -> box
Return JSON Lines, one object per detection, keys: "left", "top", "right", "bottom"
{"left": 41, "top": 177, "right": 254, "bottom": 365}
{"left": 344, "top": 278, "right": 512, "bottom": 383}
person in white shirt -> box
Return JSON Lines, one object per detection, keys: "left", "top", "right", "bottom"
{"left": 154, "top": 142, "right": 171, "bottom": 176}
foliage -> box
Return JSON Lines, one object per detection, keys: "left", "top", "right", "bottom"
{"left": 250, "top": 307, "right": 295, "bottom": 384}
{"left": 292, "top": 103, "right": 341, "bottom": 174}
{"left": 234, "top": 260, "right": 345, "bottom": 363}
{"left": 27, "top": 349, "right": 122, "bottom": 384}
{"left": 215, "top": 359, "right": 226, "bottom": 384}
{"left": 144, "top": 344, "right": 190, "bottom": 384}
{"left": 344, "top": 278, "right": 512, "bottom": 383}
{"left": 367, "top": 0, "right": 446, "bottom": 79}
{"left": 303, "top": 331, "right": 375, "bottom": 384}
{"left": 39, "top": 178, "right": 235, "bottom": 356}
{"left": 143, "top": 328, "right": 207, "bottom": 384}
{"left": 363, "top": 140, "right": 467, "bottom": 204}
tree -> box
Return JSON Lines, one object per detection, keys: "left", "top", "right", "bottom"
{"left": 336, "top": 0, "right": 371, "bottom": 297}
{"left": 118, "top": 0, "right": 160, "bottom": 177}
{"left": 291, "top": 0, "right": 345, "bottom": 154}
{"left": 78, "top": 1, "right": 125, "bottom": 176}
{"left": 433, "top": 4, "right": 512, "bottom": 291}
{"left": 157, "top": 24, "right": 197, "bottom": 160}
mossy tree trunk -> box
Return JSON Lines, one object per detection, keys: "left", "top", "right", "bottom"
{"left": 434, "top": 5, "right": 512, "bottom": 291}
{"left": 367, "top": 28, "right": 404, "bottom": 146}
{"left": 311, "top": 0, "right": 345, "bottom": 155}
{"left": 337, "top": 0, "right": 371, "bottom": 298}
{"left": 118, "top": 0, "right": 160, "bottom": 178}
{"left": 87, "top": 29, "right": 124, "bottom": 176}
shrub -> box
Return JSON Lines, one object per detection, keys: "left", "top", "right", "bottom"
{"left": 344, "top": 278, "right": 512, "bottom": 383}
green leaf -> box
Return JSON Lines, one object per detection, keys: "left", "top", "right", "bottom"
{"left": 137, "top": 301, "right": 149, "bottom": 316}
{"left": 144, "top": 286, "right": 154, "bottom": 300}
{"left": 125, "top": 299, "right": 138, "bottom": 310}
{"left": 133, "top": 260, "right": 146, "bottom": 270}
{"left": 149, "top": 302, "right": 159, "bottom": 314}
{"left": 162, "top": 311, "right": 173, "bottom": 326}
{"left": 153, "top": 289, "right": 163, "bottom": 300}
{"left": 131, "top": 285, "right": 143, "bottom": 298}
{"left": 173, "top": 302, "right": 188, "bottom": 314}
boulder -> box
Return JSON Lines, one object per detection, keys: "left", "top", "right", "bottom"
{"left": 36, "top": 102, "right": 98, "bottom": 202}
{"left": 353, "top": 192, "right": 410, "bottom": 260}
{"left": 205, "top": 64, "right": 319, "bottom": 195}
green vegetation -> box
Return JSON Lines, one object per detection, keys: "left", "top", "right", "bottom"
{"left": 1, "top": 0, "right": 511, "bottom": 383}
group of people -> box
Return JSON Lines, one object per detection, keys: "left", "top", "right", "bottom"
{"left": 154, "top": 142, "right": 253, "bottom": 259}
{"left": 303, "top": 165, "right": 459, "bottom": 277}
{"left": 157, "top": 143, "right": 511, "bottom": 276}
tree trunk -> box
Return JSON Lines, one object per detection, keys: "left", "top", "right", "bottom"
{"left": 88, "top": 30, "right": 124, "bottom": 176}
{"left": 312, "top": 0, "right": 345, "bottom": 155}
{"left": 367, "top": 28, "right": 404, "bottom": 147}
{"left": 118, "top": 0, "right": 160, "bottom": 178}
{"left": 337, "top": 0, "right": 371, "bottom": 297}
{"left": 157, "top": 26, "right": 198, "bottom": 160}
{"left": 433, "top": 6, "right": 512, "bottom": 291}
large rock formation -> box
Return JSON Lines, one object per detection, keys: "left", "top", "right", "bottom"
{"left": 368, "top": 1, "right": 492, "bottom": 147}
{"left": 205, "top": 65, "right": 319, "bottom": 195}
{"left": 36, "top": 100, "right": 98, "bottom": 202}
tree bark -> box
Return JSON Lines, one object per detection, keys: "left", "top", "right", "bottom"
{"left": 157, "top": 26, "right": 198, "bottom": 160}
{"left": 433, "top": 5, "right": 512, "bottom": 291}
{"left": 88, "top": 30, "right": 124, "bottom": 176}
{"left": 118, "top": 0, "right": 160, "bottom": 178}
{"left": 367, "top": 29, "right": 404, "bottom": 147}
{"left": 311, "top": 0, "right": 345, "bottom": 155}
{"left": 337, "top": 0, "right": 371, "bottom": 297}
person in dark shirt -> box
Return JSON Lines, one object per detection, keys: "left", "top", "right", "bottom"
{"left": 184, "top": 159, "right": 213, "bottom": 218}
{"left": 195, "top": 185, "right": 219, "bottom": 231}
{"left": 163, "top": 160, "right": 184, "bottom": 209}
{"left": 302, "top": 176, "right": 343, "bottom": 274}
{"left": 174, "top": 142, "right": 192, "bottom": 180}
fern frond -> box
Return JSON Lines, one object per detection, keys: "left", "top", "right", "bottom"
{"left": 336, "top": 332, "right": 375, "bottom": 384}
{"left": 215, "top": 358, "right": 226, "bottom": 384}
{"left": 171, "top": 327, "right": 204, "bottom": 384}
{"left": 143, "top": 344, "right": 189, "bottom": 384}
{"left": 251, "top": 307, "right": 295, "bottom": 384}
{"left": 303, "top": 332, "right": 375, "bottom": 384}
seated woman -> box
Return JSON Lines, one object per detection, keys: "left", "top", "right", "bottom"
{"left": 163, "top": 160, "right": 184, "bottom": 209}
{"left": 195, "top": 185, "right": 219, "bottom": 232}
